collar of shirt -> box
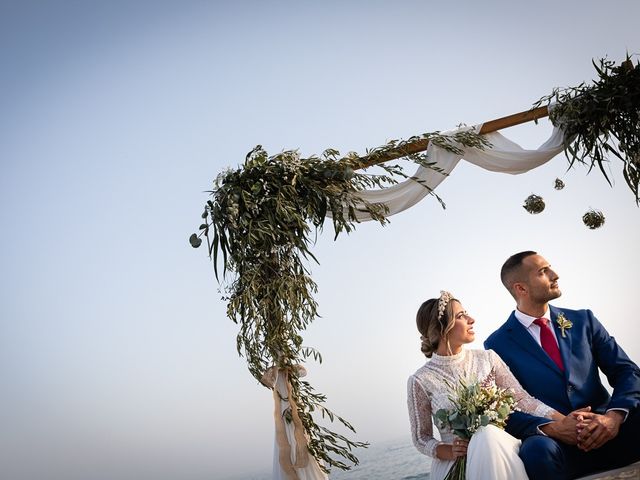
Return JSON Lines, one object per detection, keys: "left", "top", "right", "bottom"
{"left": 514, "top": 307, "right": 558, "bottom": 346}
{"left": 514, "top": 308, "right": 550, "bottom": 328}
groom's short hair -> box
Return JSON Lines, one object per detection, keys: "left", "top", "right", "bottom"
{"left": 501, "top": 250, "right": 537, "bottom": 297}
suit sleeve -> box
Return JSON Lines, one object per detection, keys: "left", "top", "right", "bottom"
{"left": 588, "top": 310, "right": 640, "bottom": 411}
{"left": 504, "top": 410, "right": 550, "bottom": 439}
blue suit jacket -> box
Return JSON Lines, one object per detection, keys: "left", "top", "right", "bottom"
{"left": 484, "top": 306, "right": 640, "bottom": 438}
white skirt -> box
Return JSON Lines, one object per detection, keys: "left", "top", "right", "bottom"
{"left": 429, "top": 425, "right": 529, "bottom": 480}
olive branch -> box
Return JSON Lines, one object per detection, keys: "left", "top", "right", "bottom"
{"left": 190, "top": 133, "right": 487, "bottom": 472}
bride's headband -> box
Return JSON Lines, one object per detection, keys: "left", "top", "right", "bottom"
{"left": 437, "top": 290, "right": 454, "bottom": 321}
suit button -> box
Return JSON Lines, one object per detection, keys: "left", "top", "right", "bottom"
{"left": 567, "top": 384, "right": 574, "bottom": 392}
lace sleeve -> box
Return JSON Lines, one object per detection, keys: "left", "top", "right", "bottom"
{"left": 407, "top": 374, "right": 442, "bottom": 457}
{"left": 488, "top": 349, "right": 555, "bottom": 418}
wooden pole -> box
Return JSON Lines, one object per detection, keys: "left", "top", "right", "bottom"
{"left": 478, "top": 105, "right": 549, "bottom": 134}
{"left": 353, "top": 105, "right": 549, "bottom": 169}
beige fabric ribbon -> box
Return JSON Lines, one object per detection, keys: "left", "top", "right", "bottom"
{"left": 261, "top": 366, "right": 278, "bottom": 389}
{"left": 261, "top": 366, "right": 311, "bottom": 479}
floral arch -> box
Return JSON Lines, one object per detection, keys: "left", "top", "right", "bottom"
{"left": 191, "top": 57, "right": 639, "bottom": 479}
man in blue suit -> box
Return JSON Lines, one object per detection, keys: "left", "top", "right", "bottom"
{"left": 485, "top": 251, "right": 640, "bottom": 479}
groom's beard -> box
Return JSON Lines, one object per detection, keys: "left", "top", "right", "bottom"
{"left": 531, "top": 286, "right": 562, "bottom": 304}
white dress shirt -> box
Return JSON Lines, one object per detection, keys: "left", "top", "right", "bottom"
{"left": 514, "top": 308, "right": 560, "bottom": 348}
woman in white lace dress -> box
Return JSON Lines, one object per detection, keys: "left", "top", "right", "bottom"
{"left": 407, "top": 291, "right": 563, "bottom": 480}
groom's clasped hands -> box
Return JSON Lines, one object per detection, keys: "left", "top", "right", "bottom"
{"left": 573, "top": 408, "right": 624, "bottom": 452}
{"left": 547, "top": 406, "right": 623, "bottom": 451}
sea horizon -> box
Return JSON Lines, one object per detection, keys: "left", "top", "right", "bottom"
{"left": 226, "top": 436, "right": 431, "bottom": 480}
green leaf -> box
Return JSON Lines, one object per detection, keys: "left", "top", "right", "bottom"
{"left": 189, "top": 233, "right": 202, "bottom": 248}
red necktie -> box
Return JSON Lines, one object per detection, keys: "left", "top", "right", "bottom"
{"left": 533, "top": 318, "right": 564, "bottom": 371}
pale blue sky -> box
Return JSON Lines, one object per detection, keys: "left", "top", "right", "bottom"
{"left": 1, "top": 1, "right": 639, "bottom": 479}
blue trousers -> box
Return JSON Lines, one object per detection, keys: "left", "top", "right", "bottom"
{"left": 519, "top": 409, "right": 640, "bottom": 479}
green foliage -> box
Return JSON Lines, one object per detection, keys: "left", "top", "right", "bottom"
{"left": 582, "top": 209, "right": 606, "bottom": 229}
{"left": 191, "top": 132, "right": 487, "bottom": 471}
{"left": 290, "top": 375, "right": 368, "bottom": 473}
{"left": 535, "top": 55, "right": 640, "bottom": 204}
{"left": 523, "top": 194, "right": 545, "bottom": 214}
{"left": 554, "top": 178, "right": 565, "bottom": 190}
{"left": 435, "top": 378, "right": 516, "bottom": 441}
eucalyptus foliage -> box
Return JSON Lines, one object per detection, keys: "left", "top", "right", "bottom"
{"left": 191, "top": 132, "right": 488, "bottom": 471}
{"left": 535, "top": 55, "right": 640, "bottom": 203}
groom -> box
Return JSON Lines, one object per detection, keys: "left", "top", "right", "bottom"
{"left": 485, "top": 251, "right": 640, "bottom": 479}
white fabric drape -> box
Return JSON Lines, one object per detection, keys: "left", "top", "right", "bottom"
{"left": 351, "top": 123, "right": 566, "bottom": 221}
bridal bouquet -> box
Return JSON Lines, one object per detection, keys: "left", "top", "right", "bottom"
{"left": 434, "top": 378, "right": 516, "bottom": 480}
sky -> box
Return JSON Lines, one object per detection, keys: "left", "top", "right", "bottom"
{"left": 1, "top": 1, "right": 639, "bottom": 479}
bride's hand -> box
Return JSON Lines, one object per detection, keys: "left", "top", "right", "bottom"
{"left": 451, "top": 437, "right": 469, "bottom": 458}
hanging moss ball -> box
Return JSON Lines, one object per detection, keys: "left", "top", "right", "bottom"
{"left": 523, "top": 194, "right": 545, "bottom": 214}
{"left": 554, "top": 178, "right": 565, "bottom": 190}
{"left": 582, "top": 209, "right": 605, "bottom": 229}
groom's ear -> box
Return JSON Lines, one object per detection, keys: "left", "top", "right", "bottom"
{"left": 513, "top": 282, "right": 527, "bottom": 296}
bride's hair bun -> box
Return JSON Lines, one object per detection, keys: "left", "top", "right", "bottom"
{"left": 420, "top": 334, "right": 435, "bottom": 357}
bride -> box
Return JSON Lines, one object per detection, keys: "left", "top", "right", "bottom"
{"left": 407, "top": 291, "right": 563, "bottom": 480}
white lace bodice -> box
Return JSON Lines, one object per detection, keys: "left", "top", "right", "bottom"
{"left": 407, "top": 348, "right": 554, "bottom": 458}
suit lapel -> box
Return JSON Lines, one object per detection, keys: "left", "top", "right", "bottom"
{"left": 550, "top": 306, "right": 572, "bottom": 379}
{"left": 505, "top": 312, "right": 565, "bottom": 376}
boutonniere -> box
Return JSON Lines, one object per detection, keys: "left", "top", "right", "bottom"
{"left": 556, "top": 313, "right": 573, "bottom": 338}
